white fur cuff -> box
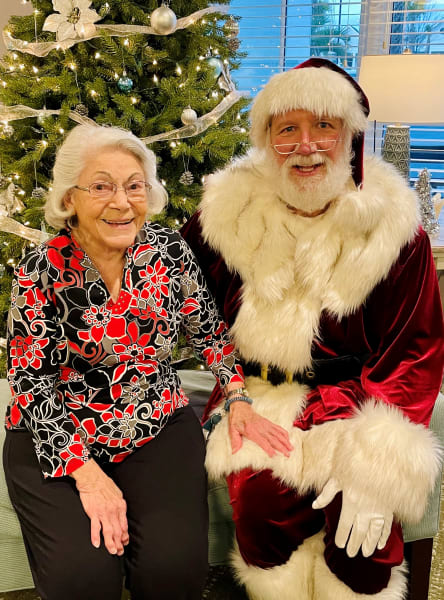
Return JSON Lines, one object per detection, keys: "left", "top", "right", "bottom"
{"left": 204, "top": 377, "right": 307, "bottom": 489}
{"left": 325, "top": 400, "right": 443, "bottom": 523}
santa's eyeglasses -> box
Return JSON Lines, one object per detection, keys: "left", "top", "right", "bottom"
{"left": 272, "top": 138, "right": 340, "bottom": 155}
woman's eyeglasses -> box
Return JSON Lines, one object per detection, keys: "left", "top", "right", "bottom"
{"left": 74, "top": 180, "right": 152, "bottom": 201}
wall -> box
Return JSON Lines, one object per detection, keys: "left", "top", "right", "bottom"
{"left": 1, "top": 0, "right": 33, "bottom": 54}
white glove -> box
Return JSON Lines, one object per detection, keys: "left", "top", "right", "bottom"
{"left": 312, "top": 478, "right": 393, "bottom": 558}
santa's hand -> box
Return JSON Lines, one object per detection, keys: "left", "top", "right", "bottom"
{"left": 312, "top": 478, "right": 393, "bottom": 558}
{"left": 228, "top": 401, "right": 293, "bottom": 458}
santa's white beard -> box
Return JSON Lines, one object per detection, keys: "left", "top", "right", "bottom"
{"left": 271, "top": 149, "right": 353, "bottom": 213}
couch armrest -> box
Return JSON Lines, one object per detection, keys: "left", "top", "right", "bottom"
{"left": 403, "top": 392, "right": 444, "bottom": 543}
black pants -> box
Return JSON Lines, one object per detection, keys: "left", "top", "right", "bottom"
{"left": 3, "top": 406, "right": 208, "bottom": 600}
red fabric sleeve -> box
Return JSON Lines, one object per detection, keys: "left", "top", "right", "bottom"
{"left": 181, "top": 212, "right": 243, "bottom": 327}
{"left": 296, "top": 228, "right": 444, "bottom": 430}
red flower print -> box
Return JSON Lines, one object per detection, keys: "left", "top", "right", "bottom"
{"left": 82, "top": 305, "right": 111, "bottom": 327}
{"left": 112, "top": 321, "right": 155, "bottom": 363}
{"left": 140, "top": 258, "right": 170, "bottom": 302}
{"left": 16, "top": 392, "right": 32, "bottom": 409}
{"left": 23, "top": 288, "right": 47, "bottom": 321}
{"left": 161, "top": 389, "right": 172, "bottom": 415}
{"left": 6, "top": 402, "right": 22, "bottom": 427}
{"left": 203, "top": 341, "right": 235, "bottom": 368}
{"left": 59, "top": 433, "right": 89, "bottom": 474}
{"left": 111, "top": 451, "right": 132, "bottom": 463}
{"left": 48, "top": 235, "right": 84, "bottom": 271}
{"left": 180, "top": 297, "right": 200, "bottom": 315}
{"left": 15, "top": 264, "right": 35, "bottom": 288}
{"left": 131, "top": 286, "right": 168, "bottom": 321}
{"left": 78, "top": 306, "right": 126, "bottom": 344}
{"left": 10, "top": 335, "right": 49, "bottom": 370}
{"left": 108, "top": 291, "right": 133, "bottom": 314}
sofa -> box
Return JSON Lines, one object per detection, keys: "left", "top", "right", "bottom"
{"left": 1, "top": 373, "right": 443, "bottom": 596}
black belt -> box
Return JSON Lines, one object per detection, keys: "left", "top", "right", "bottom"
{"left": 241, "top": 355, "right": 368, "bottom": 388}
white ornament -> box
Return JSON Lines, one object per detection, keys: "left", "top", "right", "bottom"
{"left": 0, "top": 184, "right": 24, "bottom": 216}
{"left": 433, "top": 192, "right": 444, "bottom": 221}
{"left": 150, "top": 4, "right": 177, "bottom": 35}
{"left": 43, "top": 0, "right": 102, "bottom": 42}
{"left": 181, "top": 106, "right": 198, "bottom": 125}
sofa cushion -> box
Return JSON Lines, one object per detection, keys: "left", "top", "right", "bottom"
{"left": 0, "top": 379, "right": 35, "bottom": 592}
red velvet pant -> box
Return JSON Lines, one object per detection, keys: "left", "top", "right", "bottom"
{"left": 227, "top": 469, "right": 404, "bottom": 595}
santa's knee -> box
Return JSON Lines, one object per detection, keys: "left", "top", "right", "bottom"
{"left": 230, "top": 469, "right": 323, "bottom": 568}
{"left": 314, "top": 550, "right": 408, "bottom": 599}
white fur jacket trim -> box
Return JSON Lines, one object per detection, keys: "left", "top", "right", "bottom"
{"left": 205, "top": 378, "right": 442, "bottom": 524}
{"left": 199, "top": 151, "right": 419, "bottom": 372}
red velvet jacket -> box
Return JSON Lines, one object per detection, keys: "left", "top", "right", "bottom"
{"left": 182, "top": 206, "right": 444, "bottom": 430}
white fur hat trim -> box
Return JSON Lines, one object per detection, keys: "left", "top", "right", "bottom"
{"left": 250, "top": 66, "right": 368, "bottom": 148}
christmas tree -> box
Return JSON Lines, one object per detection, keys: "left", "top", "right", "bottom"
{"left": 0, "top": 0, "right": 250, "bottom": 374}
{"left": 415, "top": 168, "right": 440, "bottom": 237}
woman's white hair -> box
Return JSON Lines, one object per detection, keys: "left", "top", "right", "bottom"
{"left": 44, "top": 124, "right": 168, "bottom": 230}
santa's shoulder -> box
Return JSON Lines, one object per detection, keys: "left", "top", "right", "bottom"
{"left": 333, "top": 155, "right": 420, "bottom": 241}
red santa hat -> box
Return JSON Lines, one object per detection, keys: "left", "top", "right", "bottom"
{"left": 249, "top": 58, "right": 370, "bottom": 187}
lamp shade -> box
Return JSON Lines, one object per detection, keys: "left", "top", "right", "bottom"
{"left": 358, "top": 54, "right": 444, "bottom": 124}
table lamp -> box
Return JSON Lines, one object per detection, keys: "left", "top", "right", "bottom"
{"left": 358, "top": 54, "right": 444, "bottom": 181}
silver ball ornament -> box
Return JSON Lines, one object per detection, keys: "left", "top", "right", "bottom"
{"left": 181, "top": 106, "right": 198, "bottom": 125}
{"left": 150, "top": 5, "right": 177, "bottom": 35}
{"left": 205, "top": 57, "right": 223, "bottom": 78}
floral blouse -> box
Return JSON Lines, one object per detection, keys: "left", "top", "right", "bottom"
{"left": 6, "top": 223, "right": 243, "bottom": 478}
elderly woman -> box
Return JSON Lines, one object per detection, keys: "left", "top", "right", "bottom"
{"left": 3, "top": 124, "right": 291, "bottom": 600}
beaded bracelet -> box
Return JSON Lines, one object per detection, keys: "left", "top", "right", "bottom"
{"left": 226, "top": 387, "right": 249, "bottom": 399}
{"left": 224, "top": 394, "right": 253, "bottom": 413}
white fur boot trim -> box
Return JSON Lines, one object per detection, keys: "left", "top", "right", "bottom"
{"left": 313, "top": 553, "right": 408, "bottom": 600}
{"left": 231, "top": 531, "right": 325, "bottom": 600}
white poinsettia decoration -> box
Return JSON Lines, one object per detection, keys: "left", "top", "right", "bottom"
{"left": 43, "top": 0, "right": 102, "bottom": 41}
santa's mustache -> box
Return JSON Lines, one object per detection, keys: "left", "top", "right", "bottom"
{"left": 283, "top": 153, "right": 328, "bottom": 168}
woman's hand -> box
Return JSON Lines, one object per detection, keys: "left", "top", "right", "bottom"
{"left": 228, "top": 401, "right": 293, "bottom": 457}
{"left": 70, "top": 459, "right": 129, "bottom": 556}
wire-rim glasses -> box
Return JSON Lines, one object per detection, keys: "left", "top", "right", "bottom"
{"left": 74, "top": 180, "right": 152, "bottom": 201}
{"left": 272, "top": 139, "right": 340, "bottom": 155}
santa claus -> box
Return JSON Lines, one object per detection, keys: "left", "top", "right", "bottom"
{"left": 181, "top": 58, "right": 444, "bottom": 599}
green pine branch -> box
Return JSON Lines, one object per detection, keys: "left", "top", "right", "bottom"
{"left": 0, "top": 0, "right": 250, "bottom": 375}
